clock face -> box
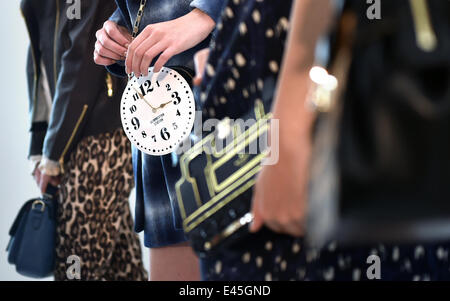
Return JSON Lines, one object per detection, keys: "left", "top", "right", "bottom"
{"left": 121, "top": 67, "right": 195, "bottom": 156}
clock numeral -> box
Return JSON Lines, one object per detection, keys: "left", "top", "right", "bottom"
{"left": 172, "top": 91, "right": 181, "bottom": 105}
{"left": 176, "top": 109, "right": 181, "bottom": 117}
{"left": 151, "top": 135, "right": 157, "bottom": 142}
{"left": 130, "top": 105, "right": 137, "bottom": 114}
{"left": 131, "top": 117, "right": 140, "bottom": 130}
{"left": 160, "top": 127, "right": 171, "bottom": 141}
{"left": 142, "top": 131, "right": 147, "bottom": 138}
{"left": 139, "top": 80, "right": 154, "bottom": 96}
{"left": 166, "top": 84, "right": 171, "bottom": 91}
{"left": 173, "top": 122, "right": 178, "bottom": 130}
{"left": 139, "top": 84, "right": 146, "bottom": 96}
{"left": 156, "top": 80, "right": 160, "bottom": 88}
{"left": 132, "top": 93, "right": 139, "bottom": 101}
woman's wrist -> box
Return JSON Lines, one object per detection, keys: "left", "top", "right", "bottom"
{"left": 187, "top": 8, "right": 216, "bottom": 33}
{"left": 276, "top": 109, "right": 314, "bottom": 157}
{"left": 29, "top": 155, "right": 42, "bottom": 175}
{"left": 39, "top": 156, "right": 61, "bottom": 177}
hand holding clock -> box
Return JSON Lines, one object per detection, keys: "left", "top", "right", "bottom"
{"left": 125, "top": 8, "right": 215, "bottom": 76}
{"left": 94, "top": 9, "right": 215, "bottom": 77}
{"left": 97, "top": 6, "right": 211, "bottom": 156}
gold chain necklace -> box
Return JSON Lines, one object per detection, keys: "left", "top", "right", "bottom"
{"left": 132, "top": 0, "right": 147, "bottom": 38}
{"left": 128, "top": 0, "right": 147, "bottom": 79}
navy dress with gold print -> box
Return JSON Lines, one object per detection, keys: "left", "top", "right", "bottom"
{"left": 198, "top": 0, "right": 450, "bottom": 281}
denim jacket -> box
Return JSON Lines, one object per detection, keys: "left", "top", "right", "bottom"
{"left": 104, "top": 0, "right": 225, "bottom": 242}
{"left": 107, "top": 0, "right": 225, "bottom": 77}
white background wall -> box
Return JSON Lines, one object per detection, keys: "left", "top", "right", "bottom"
{"left": 0, "top": 1, "right": 149, "bottom": 281}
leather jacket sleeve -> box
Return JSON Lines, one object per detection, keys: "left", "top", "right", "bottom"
{"left": 27, "top": 46, "right": 48, "bottom": 158}
{"left": 109, "top": 1, "right": 132, "bottom": 29}
{"left": 42, "top": 1, "right": 112, "bottom": 164}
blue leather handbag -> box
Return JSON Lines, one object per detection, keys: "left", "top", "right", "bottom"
{"left": 6, "top": 185, "right": 58, "bottom": 278}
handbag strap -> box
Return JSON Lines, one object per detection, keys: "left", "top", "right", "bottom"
{"left": 132, "top": 0, "right": 147, "bottom": 39}
{"left": 128, "top": 0, "right": 148, "bottom": 80}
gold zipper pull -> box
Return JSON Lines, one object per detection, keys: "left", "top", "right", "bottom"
{"left": 59, "top": 104, "right": 89, "bottom": 174}
{"left": 409, "top": 0, "right": 438, "bottom": 52}
{"left": 59, "top": 157, "right": 65, "bottom": 174}
{"left": 106, "top": 73, "right": 114, "bottom": 97}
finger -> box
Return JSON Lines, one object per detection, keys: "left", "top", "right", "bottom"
{"left": 117, "top": 25, "right": 133, "bottom": 43}
{"left": 153, "top": 47, "right": 177, "bottom": 73}
{"left": 130, "top": 25, "right": 153, "bottom": 48}
{"left": 249, "top": 208, "right": 264, "bottom": 233}
{"left": 193, "top": 76, "right": 202, "bottom": 86}
{"left": 249, "top": 195, "right": 264, "bottom": 233}
{"left": 96, "top": 29, "right": 128, "bottom": 58}
{"left": 34, "top": 174, "right": 40, "bottom": 185}
{"left": 131, "top": 34, "right": 160, "bottom": 76}
{"left": 283, "top": 221, "right": 304, "bottom": 237}
{"left": 95, "top": 41, "right": 123, "bottom": 60}
{"left": 33, "top": 168, "right": 41, "bottom": 185}
{"left": 194, "top": 48, "right": 210, "bottom": 76}
{"left": 94, "top": 51, "right": 116, "bottom": 66}
{"left": 140, "top": 43, "right": 166, "bottom": 76}
{"left": 39, "top": 176, "right": 49, "bottom": 195}
{"left": 49, "top": 177, "right": 61, "bottom": 187}
{"left": 126, "top": 27, "right": 152, "bottom": 75}
{"left": 264, "top": 219, "right": 284, "bottom": 234}
{"left": 104, "top": 21, "right": 131, "bottom": 46}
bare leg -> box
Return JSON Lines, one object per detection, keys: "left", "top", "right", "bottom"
{"left": 149, "top": 242, "right": 200, "bottom": 281}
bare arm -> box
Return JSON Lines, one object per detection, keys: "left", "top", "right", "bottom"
{"left": 250, "top": 0, "right": 334, "bottom": 236}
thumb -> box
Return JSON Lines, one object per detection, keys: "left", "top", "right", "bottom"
{"left": 49, "top": 176, "right": 61, "bottom": 187}
{"left": 249, "top": 201, "right": 264, "bottom": 233}
{"left": 193, "top": 76, "right": 202, "bottom": 86}
{"left": 193, "top": 48, "right": 209, "bottom": 79}
{"left": 118, "top": 25, "right": 132, "bottom": 43}
{"left": 39, "top": 177, "right": 49, "bottom": 195}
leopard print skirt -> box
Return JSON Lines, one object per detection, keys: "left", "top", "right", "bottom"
{"left": 54, "top": 129, "right": 148, "bottom": 280}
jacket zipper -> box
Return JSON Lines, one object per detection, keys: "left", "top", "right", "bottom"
{"left": 53, "top": 0, "right": 60, "bottom": 86}
{"left": 106, "top": 73, "right": 114, "bottom": 97}
{"left": 59, "top": 105, "right": 88, "bottom": 173}
{"left": 55, "top": 0, "right": 87, "bottom": 173}
{"left": 409, "top": 0, "right": 438, "bottom": 52}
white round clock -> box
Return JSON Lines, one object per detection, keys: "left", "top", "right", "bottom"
{"left": 120, "top": 67, "right": 195, "bottom": 156}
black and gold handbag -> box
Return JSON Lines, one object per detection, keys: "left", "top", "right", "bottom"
{"left": 174, "top": 0, "right": 293, "bottom": 257}
{"left": 175, "top": 100, "right": 272, "bottom": 257}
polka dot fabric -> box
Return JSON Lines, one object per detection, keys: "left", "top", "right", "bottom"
{"left": 197, "top": 0, "right": 292, "bottom": 121}
{"left": 197, "top": 0, "right": 450, "bottom": 281}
